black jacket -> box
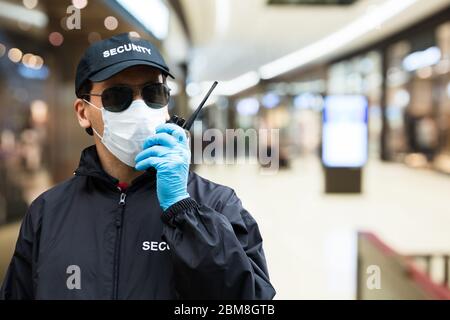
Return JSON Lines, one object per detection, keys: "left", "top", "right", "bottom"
{"left": 0, "top": 145, "right": 275, "bottom": 300}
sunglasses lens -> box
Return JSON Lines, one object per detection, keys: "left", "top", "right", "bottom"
{"left": 101, "top": 86, "right": 133, "bottom": 112}
{"left": 142, "top": 84, "right": 170, "bottom": 108}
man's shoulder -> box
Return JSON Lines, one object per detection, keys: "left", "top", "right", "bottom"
{"left": 188, "top": 171, "right": 235, "bottom": 195}
{"left": 31, "top": 175, "right": 79, "bottom": 208}
{"left": 187, "top": 171, "right": 238, "bottom": 211}
{"left": 187, "top": 171, "right": 258, "bottom": 230}
{"left": 21, "top": 175, "right": 80, "bottom": 227}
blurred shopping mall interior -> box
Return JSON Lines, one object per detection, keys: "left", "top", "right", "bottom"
{"left": 0, "top": 0, "right": 450, "bottom": 299}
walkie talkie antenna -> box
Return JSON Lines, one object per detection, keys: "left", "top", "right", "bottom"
{"left": 183, "top": 81, "right": 218, "bottom": 130}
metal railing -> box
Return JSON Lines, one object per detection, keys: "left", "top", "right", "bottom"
{"left": 407, "top": 254, "right": 450, "bottom": 289}
{"left": 357, "top": 232, "right": 450, "bottom": 300}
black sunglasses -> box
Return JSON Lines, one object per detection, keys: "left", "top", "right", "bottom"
{"left": 84, "top": 83, "right": 171, "bottom": 112}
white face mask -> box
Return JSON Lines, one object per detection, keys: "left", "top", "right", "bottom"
{"left": 84, "top": 99, "right": 167, "bottom": 167}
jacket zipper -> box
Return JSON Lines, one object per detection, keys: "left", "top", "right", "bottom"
{"left": 112, "top": 191, "right": 126, "bottom": 300}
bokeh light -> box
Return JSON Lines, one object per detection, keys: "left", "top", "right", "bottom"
{"left": 72, "top": 0, "right": 88, "bottom": 9}
{"left": 33, "top": 55, "right": 44, "bottom": 69}
{"left": 49, "top": 32, "right": 64, "bottom": 47}
{"left": 104, "top": 16, "right": 119, "bottom": 31}
{"left": 22, "top": 0, "right": 38, "bottom": 9}
{"left": 22, "top": 53, "right": 34, "bottom": 66}
{"left": 129, "top": 31, "right": 140, "bottom": 38}
{"left": 88, "top": 32, "right": 102, "bottom": 44}
{"left": 8, "top": 48, "right": 23, "bottom": 63}
{"left": 31, "top": 100, "right": 48, "bottom": 124}
{"left": 21, "top": 53, "right": 44, "bottom": 69}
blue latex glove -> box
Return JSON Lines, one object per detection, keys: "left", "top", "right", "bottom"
{"left": 135, "top": 123, "right": 190, "bottom": 210}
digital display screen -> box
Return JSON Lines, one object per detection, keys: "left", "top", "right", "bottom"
{"left": 322, "top": 95, "right": 368, "bottom": 167}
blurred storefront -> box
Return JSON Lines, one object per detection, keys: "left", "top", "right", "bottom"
{"left": 270, "top": 67, "right": 326, "bottom": 158}
{"left": 221, "top": 67, "right": 327, "bottom": 167}
{"left": 326, "top": 7, "right": 450, "bottom": 173}
{"left": 236, "top": 5, "right": 450, "bottom": 174}
{"left": 384, "top": 20, "right": 450, "bottom": 173}
{"left": 330, "top": 6, "right": 450, "bottom": 173}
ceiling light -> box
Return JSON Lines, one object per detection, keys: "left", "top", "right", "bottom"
{"left": 259, "top": 0, "right": 417, "bottom": 79}
{"left": 0, "top": 0, "right": 48, "bottom": 29}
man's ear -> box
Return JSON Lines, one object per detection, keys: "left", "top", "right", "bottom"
{"left": 74, "top": 98, "right": 93, "bottom": 135}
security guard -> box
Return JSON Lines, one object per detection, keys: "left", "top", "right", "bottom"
{"left": 0, "top": 33, "right": 275, "bottom": 300}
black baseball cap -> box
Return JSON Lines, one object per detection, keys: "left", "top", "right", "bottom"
{"left": 75, "top": 33, "right": 174, "bottom": 96}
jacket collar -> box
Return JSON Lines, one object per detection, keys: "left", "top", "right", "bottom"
{"left": 74, "top": 145, "right": 156, "bottom": 190}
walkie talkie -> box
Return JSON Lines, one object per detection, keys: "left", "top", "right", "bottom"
{"left": 166, "top": 81, "right": 218, "bottom": 130}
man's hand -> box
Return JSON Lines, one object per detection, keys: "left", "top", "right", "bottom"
{"left": 135, "top": 123, "right": 190, "bottom": 211}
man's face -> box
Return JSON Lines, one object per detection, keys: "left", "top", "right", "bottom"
{"left": 83, "top": 65, "right": 169, "bottom": 138}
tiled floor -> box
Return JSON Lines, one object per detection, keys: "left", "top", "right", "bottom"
{"left": 195, "top": 157, "right": 450, "bottom": 299}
